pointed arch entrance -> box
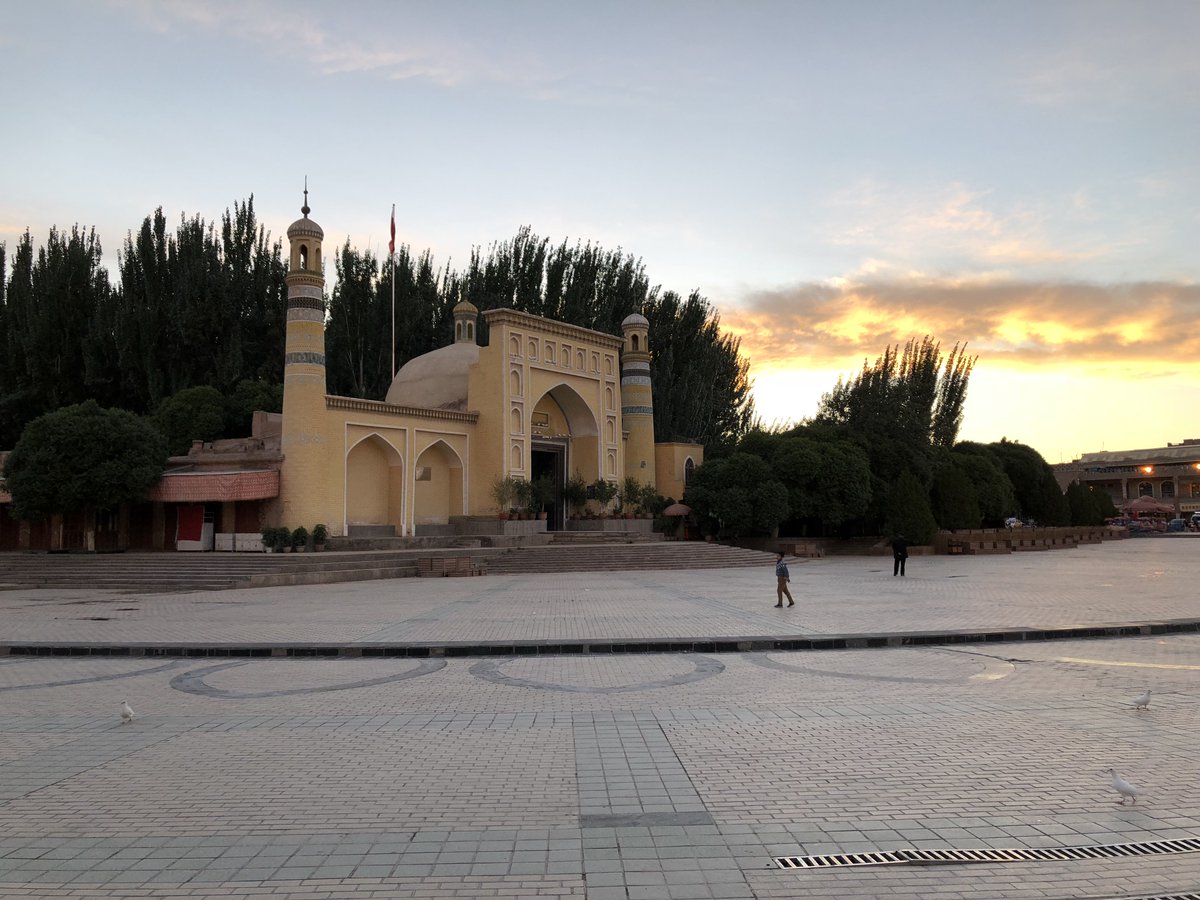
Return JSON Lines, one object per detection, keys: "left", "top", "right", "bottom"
{"left": 413, "top": 440, "right": 465, "bottom": 526}
{"left": 531, "top": 384, "right": 600, "bottom": 530}
{"left": 346, "top": 434, "right": 404, "bottom": 534}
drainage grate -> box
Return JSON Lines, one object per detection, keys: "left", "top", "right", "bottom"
{"left": 775, "top": 837, "right": 1200, "bottom": 870}
{"left": 1120, "top": 894, "right": 1200, "bottom": 900}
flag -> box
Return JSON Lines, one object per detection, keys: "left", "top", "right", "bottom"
{"left": 388, "top": 204, "right": 395, "bottom": 255}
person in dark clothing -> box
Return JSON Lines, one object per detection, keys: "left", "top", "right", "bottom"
{"left": 774, "top": 551, "right": 794, "bottom": 607}
{"left": 891, "top": 534, "right": 910, "bottom": 576}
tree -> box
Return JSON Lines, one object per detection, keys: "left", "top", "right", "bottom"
{"left": 948, "top": 443, "right": 1016, "bottom": 527}
{"left": 754, "top": 431, "right": 872, "bottom": 535}
{"left": 684, "top": 453, "right": 789, "bottom": 538}
{"left": 1066, "top": 480, "right": 1118, "bottom": 526}
{"left": 884, "top": 470, "right": 938, "bottom": 544}
{"left": 986, "top": 439, "right": 1070, "bottom": 526}
{"left": 814, "top": 336, "right": 977, "bottom": 526}
{"left": 224, "top": 378, "right": 283, "bottom": 437}
{"left": 153, "top": 386, "right": 227, "bottom": 456}
{"left": 930, "top": 455, "right": 981, "bottom": 530}
{"left": 3, "top": 401, "right": 167, "bottom": 524}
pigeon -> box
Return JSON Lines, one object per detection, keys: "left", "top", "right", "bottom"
{"left": 1133, "top": 690, "right": 1152, "bottom": 710}
{"left": 1105, "top": 768, "right": 1139, "bottom": 805}
{"left": 120, "top": 700, "right": 135, "bottom": 724}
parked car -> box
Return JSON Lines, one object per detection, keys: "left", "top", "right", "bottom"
{"left": 1004, "top": 517, "right": 1023, "bottom": 529}
{"left": 1191, "top": 511, "right": 1200, "bottom": 529}
{"left": 1167, "top": 518, "right": 1187, "bottom": 533}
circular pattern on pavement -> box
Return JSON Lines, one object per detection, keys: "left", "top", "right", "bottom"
{"left": 745, "top": 648, "right": 1015, "bottom": 684}
{"left": 0, "top": 658, "right": 188, "bottom": 692}
{"left": 469, "top": 653, "right": 724, "bottom": 693}
{"left": 169, "top": 657, "right": 447, "bottom": 698}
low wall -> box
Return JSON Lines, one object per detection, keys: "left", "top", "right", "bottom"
{"left": 566, "top": 519, "right": 654, "bottom": 534}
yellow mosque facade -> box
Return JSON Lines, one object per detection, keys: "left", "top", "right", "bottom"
{"left": 268, "top": 200, "right": 699, "bottom": 540}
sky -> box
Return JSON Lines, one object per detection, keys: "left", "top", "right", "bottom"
{"left": 1, "top": 0, "right": 1197, "bottom": 464}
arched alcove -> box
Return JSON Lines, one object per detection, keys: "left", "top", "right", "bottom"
{"left": 413, "top": 440, "right": 464, "bottom": 525}
{"left": 346, "top": 434, "right": 404, "bottom": 529}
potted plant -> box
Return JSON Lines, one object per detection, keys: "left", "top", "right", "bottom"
{"left": 311, "top": 523, "right": 328, "bottom": 551}
{"left": 639, "top": 484, "right": 659, "bottom": 519}
{"left": 291, "top": 525, "right": 309, "bottom": 552}
{"left": 564, "top": 472, "right": 588, "bottom": 519}
{"left": 489, "top": 474, "right": 519, "bottom": 520}
{"left": 513, "top": 478, "right": 535, "bottom": 519}
{"left": 591, "top": 478, "right": 618, "bottom": 519}
{"left": 532, "top": 475, "right": 556, "bottom": 520}
{"left": 621, "top": 476, "right": 642, "bottom": 519}
{"left": 260, "top": 526, "right": 280, "bottom": 553}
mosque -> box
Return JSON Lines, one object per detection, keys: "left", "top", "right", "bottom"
{"left": 25, "top": 196, "right": 700, "bottom": 551}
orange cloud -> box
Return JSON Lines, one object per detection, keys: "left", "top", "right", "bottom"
{"left": 720, "top": 279, "right": 1200, "bottom": 373}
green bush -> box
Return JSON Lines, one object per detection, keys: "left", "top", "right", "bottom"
{"left": 290, "top": 526, "right": 309, "bottom": 550}
{"left": 312, "top": 523, "right": 328, "bottom": 545}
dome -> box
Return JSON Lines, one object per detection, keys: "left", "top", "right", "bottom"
{"left": 453, "top": 300, "right": 478, "bottom": 315}
{"left": 384, "top": 342, "right": 480, "bottom": 410}
{"left": 621, "top": 312, "right": 649, "bottom": 328}
{"left": 287, "top": 215, "right": 324, "bottom": 241}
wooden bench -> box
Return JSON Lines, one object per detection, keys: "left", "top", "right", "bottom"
{"left": 417, "top": 556, "right": 478, "bottom": 577}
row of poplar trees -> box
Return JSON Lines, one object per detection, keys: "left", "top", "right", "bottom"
{"left": 0, "top": 200, "right": 754, "bottom": 451}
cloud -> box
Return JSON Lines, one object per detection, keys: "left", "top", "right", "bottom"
{"left": 107, "top": 0, "right": 525, "bottom": 88}
{"left": 721, "top": 278, "right": 1200, "bottom": 374}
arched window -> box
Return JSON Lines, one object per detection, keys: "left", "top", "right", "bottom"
{"left": 632, "top": 335, "right": 639, "bottom": 351}
{"left": 1161, "top": 481, "right": 1175, "bottom": 498}
{"left": 1138, "top": 481, "right": 1154, "bottom": 497}
{"left": 467, "top": 322, "right": 474, "bottom": 340}
{"left": 455, "top": 321, "right": 463, "bottom": 341}
{"left": 684, "top": 457, "right": 695, "bottom": 484}
{"left": 299, "top": 244, "right": 308, "bottom": 270}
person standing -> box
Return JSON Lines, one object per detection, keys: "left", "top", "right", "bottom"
{"left": 774, "top": 551, "right": 794, "bottom": 607}
{"left": 891, "top": 534, "right": 910, "bottom": 577}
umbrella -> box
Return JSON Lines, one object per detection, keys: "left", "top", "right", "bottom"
{"left": 1122, "top": 495, "right": 1173, "bottom": 515}
{"left": 662, "top": 503, "right": 691, "bottom": 516}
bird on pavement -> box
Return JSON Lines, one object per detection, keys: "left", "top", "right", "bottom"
{"left": 1105, "top": 768, "right": 1139, "bottom": 805}
{"left": 120, "top": 700, "right": 135, "bottom": 724}
{"left": 1133, "top": 689, "right": 1152, "bottom": 710}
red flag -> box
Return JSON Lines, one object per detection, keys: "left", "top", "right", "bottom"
{"left": 388, "top": 204, "right": 395, "bottom": 255}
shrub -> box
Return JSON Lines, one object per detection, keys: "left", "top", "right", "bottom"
{"left": 312, "top": 523, "right": 328, "bottom": 545}
{"left": 291, "top": 526, "right": 309, "bottom": 550}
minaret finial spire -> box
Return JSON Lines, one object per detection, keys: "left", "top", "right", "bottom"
{"left": 301, "top": 176, "right": 310, "bottom": 217}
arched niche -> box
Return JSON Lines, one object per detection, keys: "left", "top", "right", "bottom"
{"left": 413, "top": 440, "right": 464, "bottom": 525}
{"left": 346, "top": 433, "right": 404, "bottom": 529}
{"left": 510, "top": 406, "right": 523, "bottom": 434}
{"left": 509, "top": 335, "right": 521, "bottom": 356}
{"left": 509, "top": 368, "right": 522, "bottom": 397}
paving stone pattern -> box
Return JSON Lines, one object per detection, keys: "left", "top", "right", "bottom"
{"left": 1, "top": 540, "right": 1200, "bottom": 897}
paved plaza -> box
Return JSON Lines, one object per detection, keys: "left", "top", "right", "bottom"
{"left": 1, "top": 538, "right": 1198, "bottom": 898}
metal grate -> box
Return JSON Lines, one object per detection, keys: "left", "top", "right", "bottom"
{"left": 1120, "top": 895, "right": 1200, "bottom": 900}
{"left": 775, "top": 837, "right": 1200, "bottom": 870}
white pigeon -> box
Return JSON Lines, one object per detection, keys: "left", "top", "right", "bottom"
{"left": 120, "top": 700, "right": 135, "bottom": 724}
{"left": 1133, "top": 690, "right": 1152, "bottom": 710}
{"left": 1105, "top": 768, "right": 1139, "bottom": 805}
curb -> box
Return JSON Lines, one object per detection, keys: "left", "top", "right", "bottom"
{"left": 5, "top": 618, "right": 1199, "bottom": 659}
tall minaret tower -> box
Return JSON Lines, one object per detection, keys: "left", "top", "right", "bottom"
{"left": 620, "top": 312, "right": 657, "bottom": 488}
{"left": 279, "top": 185, "right": 328, "bottom": 530}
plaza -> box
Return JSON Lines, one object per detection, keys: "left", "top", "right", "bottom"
{"left": 1, "top": 538, "right": 1199, "bottom": 898}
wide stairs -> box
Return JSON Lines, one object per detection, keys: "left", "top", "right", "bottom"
{"left": 0, "top": 538, "right": 778, "bottom": 591}
{"left": 486, "top": 536, "right": 778, "bottom": 575}
{"left": 0, "top": 550, "right": 441, "bottom": 593}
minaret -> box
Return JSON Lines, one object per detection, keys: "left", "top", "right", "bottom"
{"left": 452, "top": 300, "right": 479, "bottom": 344}
{"left": 620, "top": 312, "right": 657, "bottom": 487}
{"left": 279, "top": 184, "right": 328, "bottom": 530}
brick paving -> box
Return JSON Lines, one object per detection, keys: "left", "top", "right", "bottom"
{"left": 0, "top": 539, "right": 1198, "bottom": 897}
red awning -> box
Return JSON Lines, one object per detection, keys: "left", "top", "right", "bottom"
{"left": 147, "top": 470, "right": 279, "bottom": 503}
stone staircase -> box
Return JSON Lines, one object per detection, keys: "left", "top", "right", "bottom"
{"left": 485, "top": 540, "right": 778, "bottom": 575}
{"left": 0, "top": 550, "right": 485, "bottom": 593}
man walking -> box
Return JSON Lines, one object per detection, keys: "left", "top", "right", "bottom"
{"left": 891, "top": 534, "right": 910, "bottom": 577}
{"left": 775, "top": 551, "right": 794, "bottom": 607}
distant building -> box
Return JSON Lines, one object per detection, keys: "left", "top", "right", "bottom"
{"left": 0, "top": 197, "right": 702, "bottom": 551}
{"left": 1053, "top": 438, "right": 1200, "bottom": 518}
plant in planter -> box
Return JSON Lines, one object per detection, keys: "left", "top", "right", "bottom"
{"left": 260, "top": 526, "right": 283, "bottom": 553}
{"left": 532, "top": 475, "right": 556, "bottom": 520}
{"left": 591, "top": 478, "right": 618, "bottom": 518}
{"left": 311, "top": 523, "right": 328, "bottom": 550}
{"left": 564, "top": 472, "right": 588, "bottom": 519}
{"left": 489, "top": 474, "right": 519, "bottom": 519}
{"left": 291, "top": 525, "right": 309, "bottom": 552}
{"left": 513, "top": 478, "right": 535, "bottom": 519}
{"left": 639, "top": 483, "right": 660, "bottom": 518}
{"left": 620, "top": 476, "right": 643, "bottom": 518}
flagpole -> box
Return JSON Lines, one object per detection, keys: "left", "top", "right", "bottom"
{"left": 390, "top": 204, "right": 396, "bottom": 380}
